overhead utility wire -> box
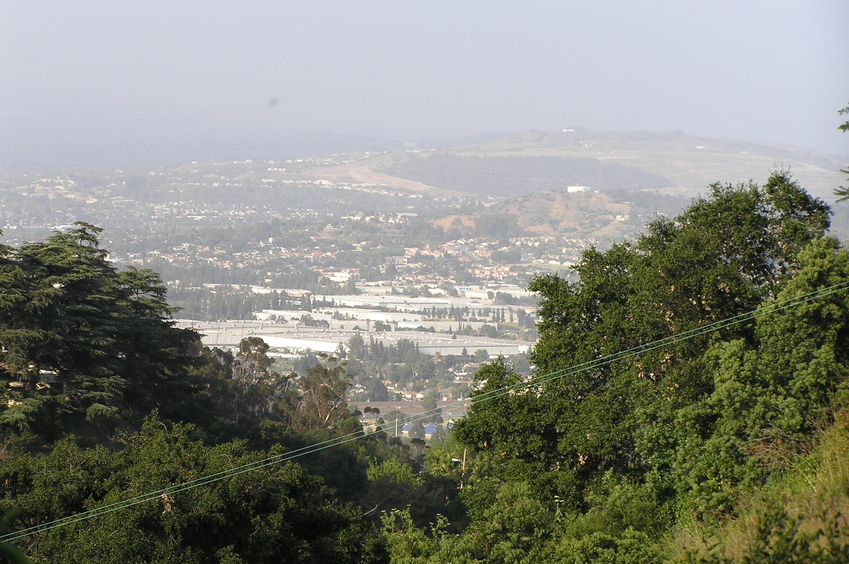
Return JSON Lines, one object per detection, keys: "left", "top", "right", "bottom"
{"left": 472, "top": 278, "right": 849, "bottom": 402}
{"left": 2, "top": 278, "right": 848, "bottom": 543}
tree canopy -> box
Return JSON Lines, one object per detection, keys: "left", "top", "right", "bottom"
{"left": 3, "top": 172, "right": 848, "bottom": 561}
{"left": 444, "top": 172, "right": 849, "bottom": 560}
{"left": 0, "top": 223, "right": 205, "bottom": 442}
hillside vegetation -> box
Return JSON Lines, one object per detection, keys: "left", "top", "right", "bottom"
{"left": 385, "top": 171, "right": 849, "bottom": 562}
{"left": 432, "top": 189, "right": 689, "bottom": 239}
{"left": 1, "top": 172, "right": 848, "bottom": 562}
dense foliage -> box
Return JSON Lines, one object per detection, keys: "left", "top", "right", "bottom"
{"left": 0, "top": 223, "right": 475, "bottom": 562}
{"left": 395, "top": 172, "right": 849, "bottom": 562}
{"left": 2, "top": 171, "right": 848, "bottom": 562}
{"left": 0, "top": 223, "right": 204, "bottom": 443}
{"left": 1, "top": 418, "right": 385, "bottom": 564}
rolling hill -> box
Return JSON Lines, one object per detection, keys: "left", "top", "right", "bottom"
{"left": 311, "top": 130, "right": 845, "bottom": 202}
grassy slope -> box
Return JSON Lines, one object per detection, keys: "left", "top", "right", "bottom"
{"left": 673, "top": 403, "right": 849, "bottom": 562}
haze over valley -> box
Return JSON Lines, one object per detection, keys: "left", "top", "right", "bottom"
{"left": 2, "top": 2, "right": 849, "bottom": 562}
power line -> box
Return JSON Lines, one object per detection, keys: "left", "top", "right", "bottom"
{"left": 2, "top": 277, "right": 847, "bottom": 543}
{"left": 474, "top": 277, "right": 849, "bottom": 402}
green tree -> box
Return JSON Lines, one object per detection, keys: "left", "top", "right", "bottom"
{"left": 457, "top": 173, "right": 831, "bottom": 516}
{"left": 348, "top": 333, "right": 366, "bottom": 360}
{"left": 360, "top": 459, "right": 423, "bottom": 518}
{"left": 381, "top": 509, "right": 459, "bottom": 563}
{"left": 278, "top": 363, "right": 353, "bottom": 433}
{"left": 673, "top": 237, "right": 849, "bottom": 516}
{"left": 0, "top": 416, "right": 387, "bottom": 563}
{"left": 408, "top": 421, "right": 425, "bottom": 440}
{"left": 370, "top": 173, "right": 843, "bottom": 561}
{"left": 235, "top": 336, "right": 275, "bottom": 384}
{"left": 543, "top": 174, "right": 827, "bottom": 477}
{"left": 0, "top": 224, "right": 202, "bottom": 442}
{"left": 420, "top": 389, "right": 441, "bottom": 424}
{"left": 0, "top": 509, "right": 31, "bottom": 564}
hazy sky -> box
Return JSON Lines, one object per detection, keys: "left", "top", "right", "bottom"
{"left": 2, "top": 1, "right": 848, "bottom": 166}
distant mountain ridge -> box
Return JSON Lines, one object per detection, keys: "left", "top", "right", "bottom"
{"left": 298, "top": 128, "right": 846, "bottom": 240}
{"left": 315, "top": 129, "right": 844, "bottom": 202}
{"left": 445, "top": 129, "right": 845, "bottom": 199}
